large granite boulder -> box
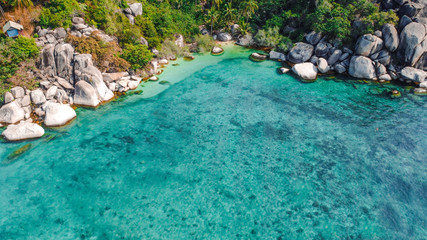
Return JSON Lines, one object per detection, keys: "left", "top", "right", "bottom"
{"left": 400, "top": 67, "right": 427, "bottom": 82}
{"left": 30, "top": 90, "right": 47, "bottom": 105}
{"left": 129, "top": 3, "right": 143, "bottom": 16}
{"left": 217, "top": 32, "right": 232, "bottom": 42}
{"left": 54, "top": 43, "right": 74, "bottom": 79}
{"left": 399, "top": 2, "right": 424, "bottom": 18}
{"left": 314, "top": 42, "right": 330, "bottom": 57}
{"left": 399, "top": 22, "right": 427, "bottom": 66}
{"left": 328, "top": 49, "right": 342, "bottom": 65}
{"left": 44, "top": 102, "right": 76, "bottom": 127}
{"left": 4, "top": 92, "right": 14, "bottom": 104}
{"left": 382, "top": 24, "right": 399, "bottom": 52}
{"left": 292, "top": 62, "right": 318, "bottom": 80}
{"left": 1, "top": 121, "right": 45, "bottom": 141}
{"left": 74, "top": 54, "right": 114, "bottom": 102}
{"left": 288, "top": 42, "right": 314, "bottom": 63}
{"left": 236, "top": 34, "right": 254, "bottom": 46}
{"left": 355, "top": 34, "right": 383, "bottom": 56}
{"left": 73, "top": 81, "right": 101, "bottom": 107}
{"left": 305, "top": 31, "right": 322, "bottom": 45}
{"left": 317, "top": 58, "right": 330, "bottom": 73}
{"left": 40, "top": 44, "right": 56, "bottom": 73}
{"left": 102, "top": 72, "right": 129, "bottom": 83}
{"left": 349, "top": 56, "right": 376, "bottom": 79}
{"left": 10, "top": 86, "right": 25, "bottom": 98}
{"left": 269, "top": 51, "right": 286, "bottom": 61}
{"left": 0, "top": 101, "right": 25, "bottom": 124}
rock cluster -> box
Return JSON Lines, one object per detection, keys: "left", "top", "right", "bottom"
{"left": 266, "top": 13, "right": 427, "bottom": 88}
{"left": 1, "top": 18, "right": 153, "bottom": 141}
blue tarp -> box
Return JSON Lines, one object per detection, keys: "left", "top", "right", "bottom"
{"left": 7, "top": 29, "right": 19, "bottom": 37}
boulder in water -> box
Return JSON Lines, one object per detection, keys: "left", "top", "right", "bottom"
{"left": 349, "top": 56, "right": 376, "bottom": 79}
{"left": 211, "top": 46, "right": 224, "bottom": 55}
{"left": 44, "top": 102, "right": 76, "bottom": 127}
{"left": 73, "top": 81, "right": 101, "bottom": 107}
{"left": 292, "top": 62, "right": 318, "bottom": 81}
{"left": 2, "top": 121, "right": 45, "bottom": 141}
{"left": 250, "top": 53, "right": 268, "bottom": 61}
{"left": 400, "top": 67, "right": 427, "bottom": 83}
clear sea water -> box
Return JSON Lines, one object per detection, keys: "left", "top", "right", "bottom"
{"left": 0, "top": 46, "right": 426, "bottom": 240}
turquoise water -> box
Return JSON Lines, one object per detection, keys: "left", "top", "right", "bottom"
{"left": 1, "top": 46, "right": 426, "bottom": 239}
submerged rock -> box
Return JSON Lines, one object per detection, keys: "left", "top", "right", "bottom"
{"left": 2, "top": 121, "right": 45, "bottom": 141}
{"left": 278, "top": 67, "right": 290, "bottom": 74}
{"left": 44, "top": 102, "right": 76, "bottom": 127}
{"left": 250, "top": 53, "right": 268, "bottom": 61}
{"left": 292, "top": 62, "right": 318, "bottom": 81}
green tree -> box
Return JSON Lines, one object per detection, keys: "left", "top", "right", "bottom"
{"left": 121, "top": 44, "right": 153, "bottom": 70}
{"left": 241, "top": 0, "right": 258, "bottom": 23}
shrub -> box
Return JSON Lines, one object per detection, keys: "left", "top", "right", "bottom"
{"left": 254, "top": 27, "right": 284, "bottom": 47}
{"left": 276, "top": 37, "right": 293, "bottom": 53}
{"left": 158, "top": 38, "right": 190, "bottom": 58}
{"left": 121, "top": 44, "right": 153, "bottom": 70}
{"left": 194, "top": 34, "right": 216, "bottom": 53}
{"left": 67, "top": 33, "right": 130, "bottom": 72}
{"left": 0, "top": 37, "right": 39, "bottom": 97}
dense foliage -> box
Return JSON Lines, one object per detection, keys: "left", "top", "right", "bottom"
{"left": 0, "top": 36, "right": 39, "bottom": 97}
{"left": 0, "top": 0, "right": 400, "bottom": 95}
{"left": 67, "top": 33, "right": 130, "bottom": 72}
{"left": 121, "top": 44, "right": 153, "bottom": 70}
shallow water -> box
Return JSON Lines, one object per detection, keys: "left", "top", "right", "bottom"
{"left": 0, "top": 46, "right": 426, "bottom": 240}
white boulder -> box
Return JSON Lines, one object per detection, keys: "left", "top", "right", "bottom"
{"left": 292, "top": 62, "right": 318, "bottom": 80}
{"left": 0, "top": 101, "right": 25, "bottom": 124}
{"left": 44, "top": 102, "right": 76, "bottom": 127}
{"left": 2, "top": 121, "right": 45, "bottom": 141}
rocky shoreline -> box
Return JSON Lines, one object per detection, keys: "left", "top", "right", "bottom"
{"left": 2, "top": 5, "right": 427, "bottom": 142}
{"left": 0, "top": 17, "right": 174, "bottom": 142}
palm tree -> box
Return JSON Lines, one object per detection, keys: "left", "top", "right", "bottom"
{"left": 11, "top": 0, "right": 33, "bottom": 9}
{"left": 208, "top": 0, "right": 222, "bottom": 34}
{"left": 241, "top": 0, "right": 258, "bottom": 24}
{"left": 223, "top": 2, "right": 236, "bottom": 24}
{"left": 212, "top": 0, "right": 222, "bottom": 9}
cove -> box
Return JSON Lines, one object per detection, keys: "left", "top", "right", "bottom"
{"left": 0, "top": 45, "right": 426, "bottom": 239}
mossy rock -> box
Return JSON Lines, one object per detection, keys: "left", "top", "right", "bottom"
{"left": 390, "top": 90, "right": 401, "bottom": 98}
{"left": 184, "top": 56, "right": 195, "bottom": 61}
{"left": 159, "top": 81, "right": 170, "bottom": 85}
{"left": 4, "top": 143, "right": 32, "bottom": 164}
